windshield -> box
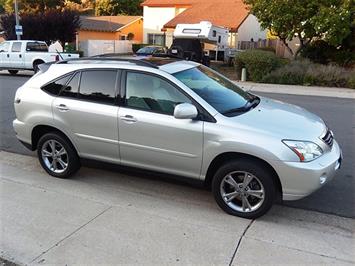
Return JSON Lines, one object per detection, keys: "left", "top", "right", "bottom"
{"left": 137, "top": 46, "right": 158, "bottom": 54}
{"left": 173, "top": 65, "right": 254, "bottom": 115}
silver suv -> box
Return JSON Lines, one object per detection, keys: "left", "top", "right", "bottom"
{"left": 13, "top": 57, "right": 342, "bottom": 219}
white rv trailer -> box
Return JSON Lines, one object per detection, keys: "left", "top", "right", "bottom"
{"left": 173, "top": 21, "right": 234, "bottom": 61}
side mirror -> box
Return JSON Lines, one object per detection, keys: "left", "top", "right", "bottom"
{"left": 174, "top": 103, "right": 198, "bottom": 119}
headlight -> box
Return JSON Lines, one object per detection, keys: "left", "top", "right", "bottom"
{"left": 282, "top": 140, "right": 323, "bottom": 162}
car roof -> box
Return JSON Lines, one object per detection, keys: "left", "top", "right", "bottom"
{"left": 51, "top": 56, "right": 199, "bottom": 74}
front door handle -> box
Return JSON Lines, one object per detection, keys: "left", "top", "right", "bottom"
{"left": 55, "top": 104, "right": 69, "bottom": 111}
{"left": 120, "top": 115, "right": 137, "bottom": 123}
{"left": 6, "top": 54, "right": 9, "bottom": 58}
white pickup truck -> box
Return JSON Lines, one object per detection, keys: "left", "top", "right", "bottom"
{"left": 0, "top": 40, "right": 79, "bottom": 74}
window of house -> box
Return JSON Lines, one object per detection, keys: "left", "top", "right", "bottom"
{"left": 148, "top": 34, "right": 165, "bottom": 46}
{"left": 125, "top": 72, "right": 192, "bottom": 115}
{"left": 78, "top": 70, "right": 117, "bottom": 104}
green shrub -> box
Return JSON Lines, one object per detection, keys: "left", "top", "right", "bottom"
{"left": 234, "top": 49, "right": 283, "bottom": 82}
{"left": 301, "top": 40, "right": 354, "bottom": 67}
{"left": 262, "top": 60, "right": 355, "bottom": 88}
{"left": 256, "top": 47, "right": 276, "bottom": 53}
{"left": 132, "top": 43, "right": 150, "bottom": 53}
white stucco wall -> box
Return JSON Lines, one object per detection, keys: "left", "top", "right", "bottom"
{"left": 143, "top": 6, "right": 186, "bottom": 46}
{"left": 237, "top": 14, "right": 267, "bottom": 42}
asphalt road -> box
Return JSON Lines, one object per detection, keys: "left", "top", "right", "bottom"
{"left": 0, "top": 71, "right": 354, "bottom": 218}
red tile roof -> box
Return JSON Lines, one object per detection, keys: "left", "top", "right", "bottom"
{"left": 142, "top": 0, "right": 249, "bottom": 31}
{"left": 142, "top": 0, "right": 196, "bottom": 7}
{"left": 80, "top": 16, "right": 142, "bottom": 32}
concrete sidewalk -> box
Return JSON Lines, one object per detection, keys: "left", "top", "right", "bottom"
{"left": 0, "top": 151, "right": 354, "bottom": 265}
{"left": 235, "top": 82, "right": 355, "bottom": 99}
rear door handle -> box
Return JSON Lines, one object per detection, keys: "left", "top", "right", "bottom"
{"left": 120, "top": 115, "right": 137, "bottom": 123}
{"left": 55, "top": 104, "right": 69, "bottom": 111}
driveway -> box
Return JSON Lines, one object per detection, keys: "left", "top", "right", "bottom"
{"left": 1, "top": 151, "right": 354, "bottom": 265}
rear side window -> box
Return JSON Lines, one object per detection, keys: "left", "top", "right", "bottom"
{"left": 26, "top": 42, "right": 48, "bottom": 52}
{"left": 78, "top": 70, "right": 118, "bottom": 104}
{"left": 11, "top": 42, "right": 22, "bottom": 52}
{"left": 42, "top": 75, "right": 71, "bottom": 95}
{"left": 60, "top": 72, "right": 80, "bottom": 98}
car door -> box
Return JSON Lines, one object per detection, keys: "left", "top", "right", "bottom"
{"left": 118, "top": 70, "right": 203, "bottom": 179}
{"left": 52, "top": 69, "right": 120, "bottom": 163}
{"left": 0, "top": 42, "right": 10, "bottom": 67}
{"left": 9, "top": 41, "right": 24, "bottom": 69}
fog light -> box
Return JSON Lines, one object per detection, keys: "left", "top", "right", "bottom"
{"left": 320, "top": 175, "right": 327, "bottom": 184}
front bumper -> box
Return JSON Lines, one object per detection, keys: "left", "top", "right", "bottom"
{"left": 273, "top": 140, "right": 342, "bottom": 201}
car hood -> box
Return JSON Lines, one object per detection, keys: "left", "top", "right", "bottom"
{"left": 226, "top": 97, "right": 326, "bottom": 140}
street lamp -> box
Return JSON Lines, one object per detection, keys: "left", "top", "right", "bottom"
{"left": 14, "top": 0, "right": 21, "bottom": 40}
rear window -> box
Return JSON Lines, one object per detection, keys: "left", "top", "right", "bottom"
{"left": 42, "top": 75, "right": 71, "bottom": 95}
{"left": 26, "top": 42, "right": 48, "bottom": 52}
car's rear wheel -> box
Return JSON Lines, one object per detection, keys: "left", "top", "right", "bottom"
{"left": 212, "top": 159, "right": 275, "bottom": 219}
{"left": 8, "top": 70, "right": 18, "bottom": 75}
{"left": 37, "top": 132, "right": 80, "bottom": 178}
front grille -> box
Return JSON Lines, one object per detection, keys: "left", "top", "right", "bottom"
{"left": 322, "top": 129, "right": 334, "bottom": 147}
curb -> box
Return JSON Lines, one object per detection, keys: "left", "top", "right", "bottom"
{"left": 234, "top": 81, "right": 355, "bottom": 99}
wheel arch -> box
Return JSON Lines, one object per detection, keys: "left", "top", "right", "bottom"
{"left": 31, "top": 125, "right": 78, "bottom": 154}
{"left": 204, "top": 152, "right": 282, "bottom": 200}
{"left": 32, "top": 58, "right": 45, "bottom": 69}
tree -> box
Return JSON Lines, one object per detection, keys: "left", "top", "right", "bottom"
{"left": 95, "top": 0, "right": 143, "bottom": 16}
{"left": 0, "top": 9, "right": 80, "bottom": 44}
{"left": 243, "top": 0, "right": 353, "bottom": 57}
{"left": 3, "top": 0, "right": 82, "bottom": 13}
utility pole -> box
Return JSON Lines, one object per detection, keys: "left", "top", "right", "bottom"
{"left": 14, "top": 0, "right": 21, "bottom": 40}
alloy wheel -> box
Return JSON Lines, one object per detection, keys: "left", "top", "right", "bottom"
{"left": 41, "top": 139, "right": 68, "bottom": 174}
{"left": 220, "top": 171, "right": 265, "bottom": 213}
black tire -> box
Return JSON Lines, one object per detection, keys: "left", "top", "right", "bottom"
{"left": 212, "top": 159, "right": 276, "bottom": 219}
{"left": 33, "top": 61, "right": 43, "bottom": 73}
{"left": 37, "top": 132, "right": 80, "bottom": 178}
{"left": 8, "top": 70, "right": 18, "bottom": 75}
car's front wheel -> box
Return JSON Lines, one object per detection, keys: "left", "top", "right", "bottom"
{"left": 212, "top": 159, "right": 276, "bottom": 219}
{"left": 37, "top": 132, "right": 80, "bottom": 178}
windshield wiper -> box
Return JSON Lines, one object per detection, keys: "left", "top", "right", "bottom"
{"left": 222, "top": 96, "right": 260, "bottom": 116}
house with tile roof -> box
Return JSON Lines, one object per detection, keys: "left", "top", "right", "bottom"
{"left": 78, "top": 16, "right": 143, "bottom": 43}
{"left": 141, "top": 0, "right": 267, "bottom": 48}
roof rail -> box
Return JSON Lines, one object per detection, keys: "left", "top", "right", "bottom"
{"left": 57, "top": 56, "right": 159, "bottom": 69}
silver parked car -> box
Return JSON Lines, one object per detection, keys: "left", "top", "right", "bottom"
{"left": 13, "top": 57, "right": 342, "bottom": 219}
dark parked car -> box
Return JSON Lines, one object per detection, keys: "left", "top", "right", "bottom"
{"left": 135, "top": 46, "right": 167, "bottom": 56}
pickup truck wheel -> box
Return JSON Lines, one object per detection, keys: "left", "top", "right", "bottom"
{"left": 33, "top": 60, "right": 43, "bottom": 73}
{"left": 8, "top": 70, "right": 18, "bottom": 75}
{"left": 37, "top": 132, "right": 80, "bottom": 178}
{"left": 212, "top": 159, "right": 275, "bottom": 219}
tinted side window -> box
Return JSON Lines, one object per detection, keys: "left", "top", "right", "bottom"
{"left": 59, "top": 72, "right": 80, "bottom": 98}
{"left": 126, "top": 72, "right": 192, "bottom": 115}
{"left": 11, "top": 42, "right": 22, "bottom": 52}
{"left": 26, "top": 42, "right": 48, "bottom": 52}
{"left": 42, "top": 75, "right": 71, "bottom": 95}
{"left": 78, "top": 70, "right": 117, "bottom": 104}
